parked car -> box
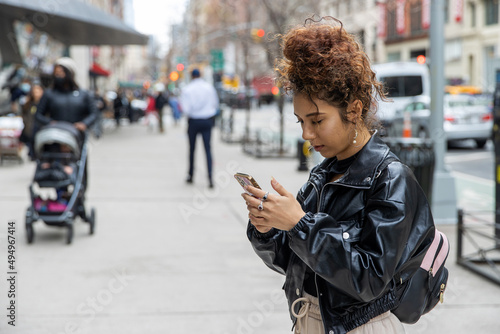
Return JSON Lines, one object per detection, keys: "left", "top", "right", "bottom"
{"left": 373, "top": 62, "right": 431, "bottom": 135}
{"left": 390, "top": 94, "right": 493, "bottom": 148}
{"left": 129, "top": 98, "right": 147, "bottom": 121}
{"left": 220, "top": 87, "right": 255, "bottom": 109}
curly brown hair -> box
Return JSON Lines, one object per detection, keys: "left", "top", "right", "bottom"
{"left": 276, "top": 17, "right": 386, "bottom": 128}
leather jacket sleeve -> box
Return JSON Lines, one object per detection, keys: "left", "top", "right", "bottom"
{"left": 247, "top": 223, "right": 292, "bottom": 276}
{"left": 286, "top": 162, "right": 433, "bottom": 302}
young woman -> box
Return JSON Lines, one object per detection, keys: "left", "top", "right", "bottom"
{"left": 241, "top": 17, "right": 435, "bottom": 334}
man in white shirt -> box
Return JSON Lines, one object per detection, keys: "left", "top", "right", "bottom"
{"left": 180, "top": 68, "right": 219, "bottom": 188}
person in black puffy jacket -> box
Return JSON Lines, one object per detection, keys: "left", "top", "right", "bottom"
{"left": 36, "top": 57, "right": 97, "bottom": 193}
{"left": 36, "top": 57, "right": 97, "bottom": 132}
{"left": 241, "top": 17, "right": 435, "bottom": 334}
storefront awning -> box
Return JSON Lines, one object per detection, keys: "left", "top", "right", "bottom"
{"left": 0, "top": 0, "right": 148, "bottom": 46}
{"left": 89, "top": 62, "right": 111, "bottom": 77}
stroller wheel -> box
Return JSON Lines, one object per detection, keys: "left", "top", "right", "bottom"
{"left": 26, "top": 221, "right": 34, "bottom": 244}
{"left": 66, "top": 224, "right": 73, "bottom": 245}
{"left": 25, "top": 209, "right": 34, "bottom": 244}
{"left": 89, "top": 208, "right": 96, "bottom": 235}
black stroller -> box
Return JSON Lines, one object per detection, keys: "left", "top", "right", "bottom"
{"left": 25, "top": 122, "right": 96, "bottom": 244}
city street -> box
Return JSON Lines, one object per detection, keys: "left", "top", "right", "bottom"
{"left": 1, "top": 107, "right": 500, "bottom": 333}
{"left": 3, "top": 0, "right": 500, "bottom": 333}
{"left": 446, "top": 142, "right": 495, "bottom": 212}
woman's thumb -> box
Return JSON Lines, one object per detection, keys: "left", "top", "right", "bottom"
{"left": 271, "top": 177, "right": 288, "bottom": 196}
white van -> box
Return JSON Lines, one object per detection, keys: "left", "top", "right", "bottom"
{"left": 372, "top": 62, "right": 431, "bottom": 134}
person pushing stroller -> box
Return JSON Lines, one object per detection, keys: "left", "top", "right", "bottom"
{"left": 35, "top": 57, "right": 98, "bottom": 185}
{"left": 29, "top": 57, "right": 98, "bottom": 244}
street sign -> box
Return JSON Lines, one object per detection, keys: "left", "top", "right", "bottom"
{"left": 210, "top": 49, "right": 224, "bottom": 72}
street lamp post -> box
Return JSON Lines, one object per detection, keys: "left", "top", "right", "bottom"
{"left": 430, "top": 0, "right": 457, "bottom": 223}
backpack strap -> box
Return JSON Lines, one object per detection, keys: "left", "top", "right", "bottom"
{"left": 361, "top": 154, "right": 398, "bottom": 233}
{"left": 366, "top": 154, "right": 399, "bottom": 282}
{"left": 421, "top": 230, "right": 449, "bottom": 276}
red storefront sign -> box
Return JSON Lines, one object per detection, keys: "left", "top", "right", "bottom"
{"left": 396, "top": 0, "right": 406, "bottom": 35}
{"left": 377, "top": 2, "right": 387, "bottom": 38}
{"left": 455, "top": 0, "right": 463, "bottom": 23}
{"left": 422, "top": 0, "right": 431, "bottom": 29}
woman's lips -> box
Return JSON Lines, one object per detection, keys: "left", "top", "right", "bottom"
{"left": 313, "top": 145, "right": 324, "bottom": 151}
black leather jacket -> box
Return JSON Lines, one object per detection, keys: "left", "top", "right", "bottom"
{"left": 36, "top": 88, "right": 98, "bottom": 128}
{"left": 247, "top": 135, "right": 435, "bottom": 334}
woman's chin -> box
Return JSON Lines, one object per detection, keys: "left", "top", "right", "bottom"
{"left": 319, "top": 151, "right": 333, "bottom": 159}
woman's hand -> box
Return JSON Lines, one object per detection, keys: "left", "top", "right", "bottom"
{"left": 74, "top": 122, "right": 87, "bottom": 131}
{"left": 242, "top": 177, "right": 305, "bottom": 233}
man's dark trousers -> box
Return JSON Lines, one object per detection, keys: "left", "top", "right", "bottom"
{"left": 187, "top": 118, "right": 214, "bottom": 182}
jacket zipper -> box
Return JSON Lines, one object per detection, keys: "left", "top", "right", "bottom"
{"left": 307, "top": 180, "right": 321, "bottom": 213}
{"left": 318, "top": 182, "right": 334, "bottom": 212}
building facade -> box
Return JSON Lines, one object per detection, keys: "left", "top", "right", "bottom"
{"left": 173, "top": 0, "right": 500, "bottom": 94}
{"left": 376, "top": 0, "right": 500, "bottom": 92}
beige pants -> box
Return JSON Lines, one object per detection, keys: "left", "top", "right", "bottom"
{"left": 292, "top": 293, "right": 406, "bottom": 334}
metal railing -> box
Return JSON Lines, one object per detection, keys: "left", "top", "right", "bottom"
{"left": 457, "top": 209, "right": 500, "bottom": 286}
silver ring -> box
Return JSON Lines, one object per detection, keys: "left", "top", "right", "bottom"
{"left": 258, "top": 200, "right": 264, "bottom": 211}
{"left": 262, "top": 192, "right": 269, "bottom": 201}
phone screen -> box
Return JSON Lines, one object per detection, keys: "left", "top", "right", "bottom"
{"left": 234, "top": 173, "right": 261, "bottom": 193}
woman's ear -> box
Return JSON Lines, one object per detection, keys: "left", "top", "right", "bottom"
{"left": 347, "top": 100, "right": 363, "bottom": 122}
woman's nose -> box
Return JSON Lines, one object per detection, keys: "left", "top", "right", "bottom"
{"left": 302, "top": 124, "right": 315, "bottom": 141}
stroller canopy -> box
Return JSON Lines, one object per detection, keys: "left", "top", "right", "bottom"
{"left": 34, "top": 122, "right": 82, "bottom": 157}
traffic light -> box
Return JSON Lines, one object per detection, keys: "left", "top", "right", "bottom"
{"left": 416, "top": 55, "right": 426, "bottom": 64}
{"left": 169, "top": 71, "right": 179, "bottom": 82}
{"left": 251, "top": 28, "right": 265, "bottom": 43}
{"left": 174, "top": 63, "right": 185, "bottom": 80}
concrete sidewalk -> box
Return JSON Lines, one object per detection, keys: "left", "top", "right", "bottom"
{"left": 0, "top": 109, "right": 499, "bottom": 333}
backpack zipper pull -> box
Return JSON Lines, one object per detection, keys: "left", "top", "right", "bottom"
{"left": 439, "top": 283, "right": 446, "bottom": 303}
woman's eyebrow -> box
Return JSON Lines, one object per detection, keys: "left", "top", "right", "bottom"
{"left": 294, "top": 112, "right": 326, "bottom": 118}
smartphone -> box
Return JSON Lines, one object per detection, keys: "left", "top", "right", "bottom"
{"left": 234, "top": 172, "right": 261, "bottom": 194}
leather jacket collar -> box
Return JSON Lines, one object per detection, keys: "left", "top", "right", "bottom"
{"left": 310, "top": 133, "right": 391, "bottom": 189}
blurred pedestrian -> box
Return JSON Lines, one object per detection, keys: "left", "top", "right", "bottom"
{"left": 168, "top": 93, "right": 182, "bottom": 125}
{"left": 144, "top": 90, "right": 159, "bottom": 131}
{"left": 92, "top": 88, "right": 106, "bottom": 138}
{"left": 1, "top": 65, "right": 26, "bottom": 114}
{"left": 180, "top": 68, "right": 219, "bottom": 188}
{"left": 20, "top": 80, "right": 44, "bottom": 160}
{"left": 113, "top": 89, "right": 125, "bottom": 126}
{"left": 242, "top": 17, "right": 436, "bottom": 334}
{"left": 36, "top": 57, "right": 98, "bottom": 132}
{"left": 125, "top": 90, "right": 136, "bottom": 123}
{"left": 154, "top": 83, "right": 168, "bottom": 133}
